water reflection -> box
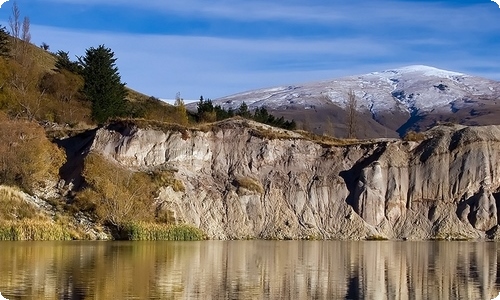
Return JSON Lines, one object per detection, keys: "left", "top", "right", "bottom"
{"left": 0, "top": 240, "right": 498, "bottom": 299}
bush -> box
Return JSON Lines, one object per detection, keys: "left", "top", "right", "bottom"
{"left": 0, "top": 113, "right": 66, "bottom": 192}
{"left": 403, "top": 130, "right": 426, "bottom": 142}
{"left": 234, "top": 176, "right": 264, "bottom": 194}
{"left": 77, "top": 153, "right": 156, "bottom": 227}
{"left": 151, "top": 169, "right": 185, "bottom": 192}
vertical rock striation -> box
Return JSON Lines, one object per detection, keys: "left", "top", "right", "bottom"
{"left": 89, "top": 120, "right": 500, "bottom": 240}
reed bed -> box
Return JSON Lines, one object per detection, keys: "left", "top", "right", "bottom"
{"left": 0, "top": 220, "right": 72, "bottom": 241}
{"left": 123, "top": 222, "right": 206, "bottom": 241}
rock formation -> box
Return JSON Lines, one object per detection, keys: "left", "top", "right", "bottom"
{"left": 87, "top": 119, "right": 500, "bottom": 240}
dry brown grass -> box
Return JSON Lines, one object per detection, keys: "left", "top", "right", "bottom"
{"left": 150, "top": 169, "right": 185, "bottom": 192}
{"left": 0, "top": 219, "right": 72, "bottom": 241}
{"left": 0, "top": 186, "right": 82, "bottom": 240}
{"left": 76, "top": 152, "right": 186, "bottom": 227}
{"left": 111, "top": 118, "right": 193, "bottom": 134}
{"left": 0, "top": 186, "right": 39, "bottom": 221}
{"left": 234, "top": 176, "right": 264, "bottom": 194}
{"left": 76, "top": 153, "right": 156, "bottom": 226}
{"left": 0, "top": 113, "right": 66, "bottom": 192}
{"left": 403, "top": 130, "right": 426, "bottom": 142}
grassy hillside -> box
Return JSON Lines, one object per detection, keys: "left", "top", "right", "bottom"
{"left": 0, "top": 37, "right": 184, "bottom": 128}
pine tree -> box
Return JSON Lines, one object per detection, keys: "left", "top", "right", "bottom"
{"left": 79, "top": 45, "right": 127, "bottom": 123}
{"left": 0, "top": 26, "right": 10, "bottom": 57}
{"left": 237, "top": 102, "right": 251, "bottom": 118}
{"left": 55, "top": 50, "right": 82, "bottom": 74}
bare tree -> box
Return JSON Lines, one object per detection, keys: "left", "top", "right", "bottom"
{"left": 6, "top": 2, "right": 40, "bottom": 120}
{"left": 8, "top": 1, "right": 20, "bottom": 39}
{"left": 8, "top": 1, "right": 21, "bottom": 60}
{"left": 174, "top": 92, "right": 189, "bottom": 125}
{"left": 325, "top": 115, "right": 335, "bottom": 137}
{"left": 346, "top": 89, "right": 358, "bottom": 138}
{"left": 21, "top": 16, "right": 30, "bottom": 43}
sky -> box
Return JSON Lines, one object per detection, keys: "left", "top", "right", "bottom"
{"left": 0, "top": 0, "right": 498, "bottom": 101}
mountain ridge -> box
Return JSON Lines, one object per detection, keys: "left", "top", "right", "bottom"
{"left": 207, "top": 65, "right": 500, "bottom": 138}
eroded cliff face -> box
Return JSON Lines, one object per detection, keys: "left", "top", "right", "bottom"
{"left": 89, "top": 120, "right": 500, "bottom": 240}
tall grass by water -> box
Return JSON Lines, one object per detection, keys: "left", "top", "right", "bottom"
{"left": 123, "top": 222, "right": 206, "bottom": 241}
{"left": 0, "top": 220, "right": 72, "bottom": 241}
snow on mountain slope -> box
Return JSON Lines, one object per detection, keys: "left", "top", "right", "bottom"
{"left": 214, "top": 65, "right": 499, "bottom": 116}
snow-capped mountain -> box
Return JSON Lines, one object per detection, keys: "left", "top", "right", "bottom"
{"left": 210, "top": 65, "right": 500, "bottom": 138}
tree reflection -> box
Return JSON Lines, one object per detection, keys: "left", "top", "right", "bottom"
{"left": 0, "top": 241, "right": 498, "bottom": 299}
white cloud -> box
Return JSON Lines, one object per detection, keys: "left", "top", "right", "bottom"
{"left": 41, "top": 0, "right": 498, "bottom": 30}
{"left": 0, "top": 0, "right": 8, "bottom": 8}
{"left": 29, "top": 24, "right": 395, "bottom": 96}
{"left": 26, "top": 0, "right": 500, "bottom": 100}
{"left": 28, "top": 22, "right": 500, "bottom": 100}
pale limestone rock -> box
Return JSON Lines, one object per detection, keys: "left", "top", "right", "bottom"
{"left": 88, "top": 120, "right": 500, "bottom": 240}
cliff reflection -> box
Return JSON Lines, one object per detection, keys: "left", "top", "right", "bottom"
{"left": 0, "top": 241, "right": 498, "bottom": 299}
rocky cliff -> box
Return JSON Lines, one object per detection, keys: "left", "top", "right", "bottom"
{"left": 88, "top": 119, "right": 500, "bottom": 240}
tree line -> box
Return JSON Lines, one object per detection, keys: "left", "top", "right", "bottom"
{"left": 196, "top": 96, "right": 296, "bottom": 130}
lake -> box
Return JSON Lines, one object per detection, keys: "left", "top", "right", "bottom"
{"left": 0, "top": 240, "right": 498, "bottom": 299}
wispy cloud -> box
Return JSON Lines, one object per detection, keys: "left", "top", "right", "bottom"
{"left": 10, "top": 0, "right": 500, "bottom": 99}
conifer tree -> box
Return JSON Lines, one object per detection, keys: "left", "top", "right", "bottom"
{"left": 237, "top": 101, "right": 251, "bottom": 118}
{"left": 55, "top": 50, "right": 82, "bottom": 74}
{"left": 79, "top": 45, "right": 127, "bottom": 123}
{"left": 0, "top": 26, "right": 10, "bottom": 57}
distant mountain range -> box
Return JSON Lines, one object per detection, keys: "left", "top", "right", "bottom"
{"left": 206, "top": 65, "right": 500, "bottom": 138}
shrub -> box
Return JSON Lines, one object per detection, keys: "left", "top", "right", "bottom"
{"left": 0, "top": 113, "right": 66, "bottom": 192}
{"left": 150, "top": 169, "right": 185, "bottom": 192}
{"left": 77, "top": 153, "right": 156, "bottom": 227}
{"left": 366, "top": 235, "right": 388, "bottom": 241}
{"left": 234, "top": 176, "right": 264, "bottom": 194}
{"left": 403, "top": 130, "right": 426, "bottom": 142}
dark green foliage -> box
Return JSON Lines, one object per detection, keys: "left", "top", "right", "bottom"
{"left": 237, "top": 101, "right": 251, "bottom": 118}
{"left": 215, "top": 104, "right": 234, "bottom": 120}
{"left": 254, "top": 107, "right": 296, "bottom": 130}
{"left": 79, "top": 45, "right": 128, "bottom": 123}
{"left": 54, "top": 50, "right": 82, "bottom": 74}
{"left": 196, "top": 96, "right": 216, "bottom": 122}
{"left": 196, "top": 96, "right": 296, "bottom": 130}
{"left": 196, "top": 97, "right": 235, "bottom": 122}
{"left": 40, "top": 42, "right": 49, "bottom": 51}
{"left": 0, "top": 26, "right": 10, "bottom": 57}
{"left": 196, "top": 96, "right": 214, "bottom": 115}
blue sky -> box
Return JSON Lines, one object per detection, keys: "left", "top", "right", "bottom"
{"left": 0, "top": 0, "right": 498, "bottom": 100}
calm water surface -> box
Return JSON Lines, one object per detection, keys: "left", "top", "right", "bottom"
{"left": 0, "top": 240, "right": 499, "bottom": 299}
